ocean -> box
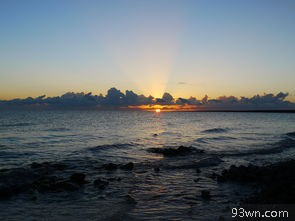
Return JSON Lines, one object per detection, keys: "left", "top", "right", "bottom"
{"left": 0, "top": 110, "right": 295, "bottom": 220}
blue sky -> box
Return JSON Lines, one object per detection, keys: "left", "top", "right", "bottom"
{"left": 0, "top": 0, "right": 294, "bottom": 100}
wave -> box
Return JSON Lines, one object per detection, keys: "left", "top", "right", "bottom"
{"left": 88, "top": 143, "right": 135, "bottom": 152}
{"left": 195, "top": 136, "right": 237, "bottom": 143}
{"left": 220, "top": 136, "right": 295, "bottom": 156}
{"left": 0, "top": 123, "right": 33, "bottom": 127}
{"left": 0, "top": 151, "right": 34, "bottom": 158}
{"left": 201, "top": 128, "right": 229, "bottom": 133}
{"left": 44, "top": 128, "right": 71, "bottom": 132}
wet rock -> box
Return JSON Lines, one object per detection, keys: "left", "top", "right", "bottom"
{"left": 107, "top": 177, "right": 122, "bottom": 182}
{"left": 120, "top": 162, "right": 134, "bottom": 170}
{"left": 0, "top": 168, "right": 37, "bottom": 197}
{"left": 201, "top": 190, "right": 211, "bottom": 199}
{"left": 194, "top": 178, "right": 201, "bottom": 183}
{"left": 218, "top": 160, "right": 295, "bottom": 203}
{"left": 31, "top": 162, "right": 43, "bottom": 169}
{"left": 102, "top": 163, "right": 118, "bottom": 171}
{"left": 94, "top": 178, "right": 109, "bottom": 189}
{"left": 126, "top": 194, "right": 137, "bottom": 204}
{"left": 148, "top": 146, "right": 204, "bottom": 157}
{"left": 51, "top": 163, "right": 67, "bottom": 171}
{"left": 196, "top": 168, "right": 201, "bottom": 173}
{"left": 209, "top": 172, "right": 218, "bottom": 180}
{"left": 0, "top": 184, "right": 14, "bottom": 199}
{"left": 52, "top": 181, "right": 80, "bottom": 192}
{"left": 70, "top": 173, "right": 86, "bottom": 185}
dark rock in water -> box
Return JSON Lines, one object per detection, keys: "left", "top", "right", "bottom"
{"left": 31, "top": 162, "right": 43, "bottom": 169}
{"left": 209, "top": 172, "right": 218, "bottom": 180}
{"left": 126, "top": 194, "right": 137, "bottom": 204}
{"left": 148, "top": 145, "right": 204, "bottom": 157}
{"left": 30, "top": 161, "right": 66, "bottom": 171}
{"left": 107, "top": 177, "right": 122, "bottom": 182}
{"left": 194, "top": 178, "right": 201, "bottom": 183}
{"left": 154, "top": 167, "right": 160, "bottom": 173}
{"left": 70, "top": 173, "right": 86, "bottom": 185}
{"left": 34, "top": 175, "right": 58, "bottom": 192}
{"left": 93, "top": 178, "right": 109, "bottom": 189}
{"left": 196, "top": 168, "right": 201, "bottom": 173}
{"left": 121, "top": 162, "right": 134, "bottom": 170}
{"left": 51, "top": 163, "right": 67, "bottom": 171}
{"left": 0, "top": 168, "right": 37, "bottom": 198}
{"left": 102, "top": 163, "right": 118, "bottom": 170}
{"left": 218, "top": 159, "right": 295, "bottom": 204}
{"left": 52, "top": 181, "right": 80, "bottom": 192}
{"left": 201, "top": 190, "right": 211, "bottom": 199}
{"left": 0, "top": 184, "right": 14, "bottom": 199}
{"left": 286, "top": 132, "right": 295, "bottom": 137}
{"left": 0, "top": 162, "right": 81, "bottom": 197}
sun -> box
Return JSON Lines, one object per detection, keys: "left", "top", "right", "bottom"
{"left": 155, "top": 108, "right": 161, "bottom": 113}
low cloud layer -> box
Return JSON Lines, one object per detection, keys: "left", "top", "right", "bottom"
{"left": 0, "top": 87, "right": 294, "bottom": 111}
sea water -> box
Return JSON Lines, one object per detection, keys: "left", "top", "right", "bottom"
{"left": 0, "top": 110, "right": 294, "bottom": 220}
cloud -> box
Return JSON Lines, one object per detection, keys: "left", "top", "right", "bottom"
{"left": 0, "top": 88, "right": 294, "bottom": 111}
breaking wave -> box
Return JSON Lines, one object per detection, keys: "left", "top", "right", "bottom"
{"left": 195, "top": 136, "right": 237, "bottom": 143}
{"left": 201, "top": 128, "right": 229, "bottom": 133}
{"left": 0, "top": 123, "right": 33, "bottom": 127}
{"left": 88, "top": 143, "right": 135, "bottom": 152}
{"left": 220, "top": 135, "right": 295, "bottom": 156}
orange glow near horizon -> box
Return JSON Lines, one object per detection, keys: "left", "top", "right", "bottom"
{"left": 128, "top": 104, "right": 198, "bottom": 112}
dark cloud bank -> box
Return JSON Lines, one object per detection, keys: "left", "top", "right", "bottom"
{"left": 0, "top": 87, "right": 294, "bottom": 111}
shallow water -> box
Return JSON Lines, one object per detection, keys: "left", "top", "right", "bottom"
{"left": 0, "top": 110, "right": 295, "bottom": 220}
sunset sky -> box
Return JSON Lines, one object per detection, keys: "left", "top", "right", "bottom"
{"left": 0, "top": 0, "right": 294, "bottom": 101}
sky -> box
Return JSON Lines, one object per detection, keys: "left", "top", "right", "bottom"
{"left": 0, "top": 0, "right": 294, "bottom": 101}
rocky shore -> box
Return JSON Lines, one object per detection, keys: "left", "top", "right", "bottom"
{"left": 217, "top": 159, "right": 295, "bottom": 204}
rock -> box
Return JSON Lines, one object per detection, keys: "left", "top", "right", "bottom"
{"left": 218, "top": 159, "right": 295, "bottom": 203}
{"left": 52, "top": 181, "right": 80, "bottom": 192}
{"left": 201, "top": 190, "right": 211, "bottom": 199}
{"left": 31, "top": 162, "right": 43, "bottom": 169}
{"left": 70, "top": 173, "right": 86, "bottom": 185}
{"left": 94, "top": 178, "right": 109, "bottom": 189}
{"left": 209, "top": 172, "right": 218, "bottom": 180}
{"left": 102, "top": 163, "right": 118, "bottom": 171}
{"left": 196, "top": 168, "right": 201, "bottom": 173}
{"left": 153, "top": 134, "right": 158, "bottom": 137}
{"left": 148, "top": 146, "right": 204, "bottom": 157}
{"left": 52, "top": 163, "right": 67, "bottom": 171}
{"left": 0, "top": 184, "right": 14, "bottom": 199}
{"left": 121, "top": 162, "right": 134, "bottom": 170}
{"left": 126, "top": 194, "right": 137, "bottom": 204}
{"left": 194, "top": 178, "right": 201, "bottom": 183}
{"left": 107, "top": 177, "right": 122, "bottom": 182}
